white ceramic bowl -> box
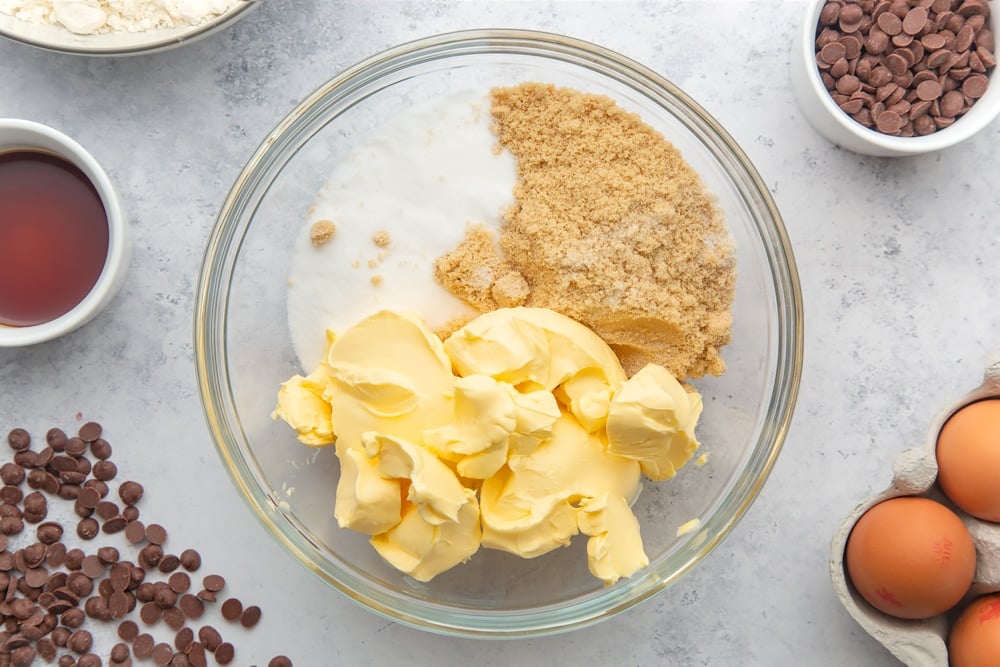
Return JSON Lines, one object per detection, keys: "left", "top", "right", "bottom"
{"left": 0, "top": 0, "right": 257, "bottom": 56}
{"left": 0, "top": 119, "right": 128, "bottom": 347}
{"left": 791, "top": 0, "right": 1000, "bottom": 156}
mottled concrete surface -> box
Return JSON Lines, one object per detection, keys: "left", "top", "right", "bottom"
{"left": 2, "top": 1, "right": 998, "bottom": 665}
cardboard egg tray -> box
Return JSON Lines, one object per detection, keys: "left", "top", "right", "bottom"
{"left": 830, "top": 353, "right": 1000, "bottom": 666}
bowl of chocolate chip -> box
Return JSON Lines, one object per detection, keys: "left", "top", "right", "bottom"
{"left": 195, "top": 29, "right": 803, "bottom": 638}
{"left": 792, "top": 0, "right": 1000, "bottom": 156}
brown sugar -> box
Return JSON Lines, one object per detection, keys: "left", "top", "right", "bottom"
{"left": 434, "top": 83, "right": 735, "bottom": 379}
{"left": 434, "top": 225, "right": 527, "bottom": 311}
{"left": 309, "top": 220, "right": 336, "bottom": 246}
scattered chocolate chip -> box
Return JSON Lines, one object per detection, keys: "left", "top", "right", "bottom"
{"left": 202, "top": 575, "right": 224, "bottom": 592}
{"left": 90, "top": 438, "right": 112, "bottom": 460}
{"left": 134, "top": 633, "right": 155, "bottom": 659}
{"left": 7, "top": 428, "right": 30, "bottom": 451}
{"left": 158, "top": 554, "right": 180, "bottom": 574}
{"left": 118, "top": 619, "right": 139, "bottom": 641}
{"left": 111, "top": 642, "right": 130, "bottom": 662}
{"left": 179, "top": 549, "right": 201, "bottom": 572}
{"left": 102, "top": 515, "right": 128, "bottom": 534}
{"left": 0, "top": 425, "right": 284, "bottom": 664}
{"left": 118, "top": 481, "right": 143, "bottom": 505}
{"left": 93, "top": 461, "right": 117, "bottom": 482}
{"left": 64, "top": 437, "right": 87, "bottom": 457}
{"left": 197, "top": 626, "right": 222, "bottom": 652}
{"left": 78, "top": 422, "right": 102, "bottom": 443}
{"left": 178, "top": 593, "right": 204, "bottom": 620}
{"left": 269, "top": 658, "right": 293, "bottom": 667}
{"left": 124, "top": 521, "right": 146, "bottom": 545}
{"left": 145, "top": 524, "right": 167, "bottom": 546}
{"left": 240, "top": 605, "right": 262, "bottom": 628}
{"left": 220, "top": 598, "right": 242, "bottom": 621}
{"left": 215, "top": 642, "right": 235, "bottom": 665}
{"left": 67, "top": 628, "right": 93, "bottom": 653}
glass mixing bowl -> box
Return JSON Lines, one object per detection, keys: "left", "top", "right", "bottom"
{"left": 195, "top": 29, "right": 803, "bottom": 638}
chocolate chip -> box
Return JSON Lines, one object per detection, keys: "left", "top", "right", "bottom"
{"left": 36, "top": 637, "right": 56, "bottom": 661}
{"left": 122, "top": 505, "right": 139, "bottom": 522}
{"left": 175, "top": 627, "right": 194, "bottom": 652}
{"left": 67, "top": 628, "right": 92, "bottom": 653}
{"left": 1, "top": 485, "right": 23, "bottom": 504}
{"left": 220, "top": 598, "right": 242, "bottom": 621}
{"left": 93, "top": 460, "right": 117, "bottom": 482}
{"left": 7, "top": 429, "right": 30, "bottom": 451}
{"left": 11, "top": 645, "right": 35, "bottom": 667}
{"left": 112, "top": 642, "right": 130, "bottom": 661}
{"left": 179, "top": 549, "right": 201, "bottom": 572}
{"left": 102, "top": 515, "right": 128, "bottom": 534}
{"left": 81, "top": 555, "right": 104, "bottom": 579}
{"left": 61, "top": 607, "right": 85, "bottom": 628}
{"left": 202, "top": 575, "right": 224, "bottom": 592}
{"left": 140, "top": 602, "right": 161, "bottom": 624}
{"left": 109, "top": 591, "right": 130, "bottom": 619}
{"left": 145, "top": 523, "right": 167, "bottom": 545}
{"left": 118, "top": 620, "right": 139, "bottom": 641}
{"left": 46, "top": 429, "right": 67, "bottom": 451}
{"left": 118, "top": 481, "right": 143, "bottom": 505}
{"left": 168, "top": 572, "right": 191, "bottom": 593}
{"left": 269, "top": 658, "right": 293, "bottom": 667}
{"left": 1, "top": 463, "right": 24, "bottom": 485}
{"left": 90, "top": 438, "right": 112, "bottom": 460}
{"left": 240, "top": 605, "right": 262, "bottom": 628}
{"left": 77, "top": 486, "right": 101, "bottom": 509}
{"left": 163, "top": 606, "right": 185, "bottom": 630}
{"left": 158, "top": 554, "right": 180, "bottom": 574}
{"left": 77, "top": 422, "right": 102, "bottom": 443}
{"left": 134, "top": 633, "right": 155, "bottom": 659}
{"left": 124, "top": 521, "right": 145, "bottom": 545}
{"left": 195, "top": 589, "right": 215, "bottom": 602}
{"left": 64, "top": 437, "right": 87, "bottom": 457}
{"left": 178, "top": 594, "right": 204, "bottom": 620}
{"left": 153, "top": 642, "right": 174, "bottom": 666}
{"left": 186, "top": 642, "right": 208, "bottom": 667}
{"left": 215, "top": 642, "right": 235, "bottom": 665}
{"left": 197, "top": 625, "right": 222, "bottom": 651}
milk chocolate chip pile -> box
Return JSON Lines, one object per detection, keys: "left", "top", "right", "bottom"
{"left": 0, "top": 424, "right": 292, "bottom": 667}
{"left": 815, "top": 0, "right": 996, "bottom": 136}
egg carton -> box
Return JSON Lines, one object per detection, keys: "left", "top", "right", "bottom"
{"left": 830, "top": 353, "right": 1000, "bottom": 666}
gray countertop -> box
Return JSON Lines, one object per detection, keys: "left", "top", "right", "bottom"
{"left": 2, "top": 1, "right": 998, "bottom": 665}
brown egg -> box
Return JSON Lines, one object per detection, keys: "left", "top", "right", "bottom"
{"left": 937, "top": 399, "right": 1000, "bottom": 522}
{"left": 845, "top": 496, "right": 976, "bottom": 619}
{"left": 949, "top": 593, "right": 1000, "bottom": 667}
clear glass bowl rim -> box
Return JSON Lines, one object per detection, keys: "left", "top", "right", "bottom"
{"left": 194, "top": 28, "right": 804, "bottom": 639}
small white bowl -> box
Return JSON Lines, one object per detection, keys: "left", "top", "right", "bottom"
{"left": 0, "top": 1, "right": 258, "bottom": 56}
{"left": 0, "top": 119, "right": 128, "bottom": 347}
{"left": 791, "top": 0, "right": 1000, "bottom": 156}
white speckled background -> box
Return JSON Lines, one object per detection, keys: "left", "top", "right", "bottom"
{"left": 1, "top": 1, "right": 998, "bottom": 665}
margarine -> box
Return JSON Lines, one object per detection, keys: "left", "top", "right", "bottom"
{"left": 273, "top": 307, "right": 705, "bottom": 585}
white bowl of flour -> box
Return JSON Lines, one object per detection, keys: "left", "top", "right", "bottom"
{"left": 0, "top": 0, "right": 257, "bottom": 55}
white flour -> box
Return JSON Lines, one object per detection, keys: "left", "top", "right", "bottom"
{"left": 0, "top": 0, "right": 242, "bottom": 34}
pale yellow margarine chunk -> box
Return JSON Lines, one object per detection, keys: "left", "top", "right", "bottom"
{"left": 577, "top": 492, "right": 650, "bottom": 585}
{"left": 479, "top": 414, "right": 641, "bottom": 561}
{"left": 323, "top": 310, "right": 455, "bottom": 448}
{"left": 273, "top": 307, "right": 706, "bottom": 584}
{"left": 333, "top": 442, "right": 402, "bottom": 535}
{"left": 271, "top": 367, "right": 336, "bottom": 446}
{"left": 606, "top": 363, "right": 703, "bottom": 480}
{"left": 444, "top": 307, "right": 627, "bottom": 393}
{"left": 370, "top": 488, "right": 482, "bottom": 582}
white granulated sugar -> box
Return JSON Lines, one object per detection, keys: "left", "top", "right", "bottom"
{"left": 0, "top": 0, "right": 241, "bottom": 34}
